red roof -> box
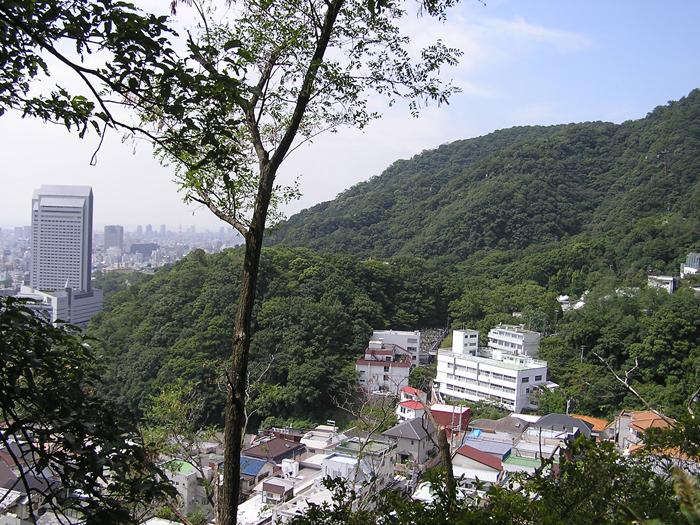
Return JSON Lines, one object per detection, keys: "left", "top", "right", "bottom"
{"left": 455, "top": 444, "right": 503, "bottom": 471}
{"left": 365, "top": 349, "right": 394, "bottom": 356}
{"left": 355, "top": 358, "right": 411, "bottom": 368}
{"left": 399, "top": 400, "right": 425, "bottom": 411}
{"left": 401, "top": 386, "right": 425, "bottom": 396}
{"left": 430, "top": 406, "right": 471, "bottom": 431}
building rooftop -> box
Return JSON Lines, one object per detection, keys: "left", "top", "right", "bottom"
{"left": 438, "top": 350, "right": 547, "bottom": 371}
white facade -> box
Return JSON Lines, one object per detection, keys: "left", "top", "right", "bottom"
{"left": 452, "top": 329, "right": 479, "bottom": 354}
{"left": 487, "top": 324, "right": 541, "bottom": 357}
{"left": 355, "top": 342, "right": 411, "bottom": 394}
{"left": 436, "top": 329, "right": 548, "bottom": 413}
{"left": 31, "top": 185, "right": 93, "bottom": 293}
{"left": 372, "top": 329, "right": 421, "bottom": 363}
{"left": 17, "top": 284, "right": 103, "bottom": 328}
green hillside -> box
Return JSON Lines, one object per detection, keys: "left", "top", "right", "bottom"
{"left": 89, "top": 89, "right": 700, "bottom": 430}
{"left": 272, "top": 89, "right": 700, "bottom": 259}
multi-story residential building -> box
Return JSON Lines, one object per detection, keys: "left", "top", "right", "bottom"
{"left": 435, "top": 329, "right": 549, "bottom": 413}
{"left": 371, "top": 329, "right": 421, "bottom": 363}
{"left": 355, "top": 341, "right": 411, "bottom": 394}
{"left": 487, "top": 324, "right": 541, "bottom": 357}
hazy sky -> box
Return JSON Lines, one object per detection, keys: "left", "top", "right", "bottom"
{"left": 2, "top": 0, "right": 699, "bottom": 232}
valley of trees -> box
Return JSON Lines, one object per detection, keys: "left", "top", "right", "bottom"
{"left": 91, "top": 89, "right": 700, "bottom": 429}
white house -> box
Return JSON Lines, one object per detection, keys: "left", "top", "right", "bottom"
{"left": 355, "top": 342, "right": 411, "bottom": 394}
{"left": 396, "top": 387, "right": 427, "bottom": 422}
{"left": 435, "top": 329, "right": 550, "bottom": 413}
{"left": 648, "top": 275, "right": 675, "bottom": 293}
{"left": 371, "top": 329, "right": 421, "bottom": 363}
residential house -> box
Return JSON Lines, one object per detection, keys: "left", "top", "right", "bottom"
{"left": 510, "top": 413, "right": 591, "bottom": 461}
{"left": 569, "top": 414, "right": 609, "bottom": 441}
{"left": 469, "top": 414, "right": 531, "bottom": 445}
{"left": 161, "top": 460, "right": 208, "bottom": 515}
{"left": 604, "top": 410, "right": 673, "bottom": 452}
{"left": 371, "top": 330, "right": 421, "bottom": 364}
{"left": 430, "top": 404, "right": 471, "bottom": 442}
{"left": 382, "top": 418, "right": 437, "bottom": 465}
{"left": 239, "top": 457, "right": 275, "bottom": 497}
{"left": 336, "top": 436, "right": 396, "bottom": 488}
{"left": 244, "top": 437, "right": 306, "bottom": 464}
{"left": 453, "top": 444, "right": 506, "bottom": 490}
{"left": 648, "top": 275, "right": 675, "bottom": 293}
{"left": 262, "top": 478, "right": 295, "bottom": 505}
{"left": 300, "top": 424, "right": 344, "bottom": 456}
{"left": 356, "top": 342, "right": 411, "bottom": 394}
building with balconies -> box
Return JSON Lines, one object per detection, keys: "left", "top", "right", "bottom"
{"left": 435, "top": 329, "right": 550, "bottom": 413}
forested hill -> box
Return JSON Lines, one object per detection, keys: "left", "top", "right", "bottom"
{"left": 271, "top": 89, "right": 700, "bottom": 259}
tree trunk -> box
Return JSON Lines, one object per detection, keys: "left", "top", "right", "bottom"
{"left": 438, "top": 428, "right": 456, "bottom": 500}
{"left": 218, "top": 164, "right": 275, "bottom": 525}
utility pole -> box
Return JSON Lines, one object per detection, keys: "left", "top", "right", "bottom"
{"left": 658, "top": 149, "right": 671, "bottom": 176}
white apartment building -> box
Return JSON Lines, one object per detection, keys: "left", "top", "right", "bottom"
{"left": 355, "top": 341, "right": 411, "bottom": 394}
{"left": 436, "top": 329, "right": 549, "bottom": 413}
{"left": 487, "top": 324, "right": 541, "bottom": 357}
{"left": 371, "top": 329, "right": 421, "bottom": 363}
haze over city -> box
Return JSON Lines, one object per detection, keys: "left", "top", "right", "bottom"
{"left": 2, "top": 0, "right": 699, "bottom": 231}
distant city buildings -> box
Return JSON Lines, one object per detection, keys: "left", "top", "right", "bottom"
{"left": 104, "top": 225, "right": 124, "bottom": 251}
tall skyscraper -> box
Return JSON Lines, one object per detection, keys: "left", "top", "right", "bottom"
{"left": 104, "top": 225, "right": 124, "bottom": 251}
{"left": 30, "top": 185, "right": 93, "bottom": 293}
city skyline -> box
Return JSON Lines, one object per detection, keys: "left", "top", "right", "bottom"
{"left": 2, "top": 1, "right": 700, "bottom": 230}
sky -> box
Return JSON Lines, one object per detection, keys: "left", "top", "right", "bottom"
{"left": 2, "top": 0, "right": 700, "bottom": 232}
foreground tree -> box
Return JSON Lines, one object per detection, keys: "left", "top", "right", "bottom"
{"left": 0, "top": 296, "right": 175, "bottom": 524}
{"left": 2, "top": 1, "right": 461, "bottom": 523}
{"left": 134, "top": 2, "right": 461, "bottom": 523}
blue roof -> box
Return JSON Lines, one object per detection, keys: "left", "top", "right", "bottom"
{"left": 240, "top": 456, "right": 266, "bottom": 476}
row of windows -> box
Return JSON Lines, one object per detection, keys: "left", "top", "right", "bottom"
{"left": 443, "top": 373, "right": 517, "bottom": 394}
{"left": 443, "top": 383, "right": 515, "bottom": 408}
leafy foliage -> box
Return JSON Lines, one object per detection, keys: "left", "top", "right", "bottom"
{"left": 0, "top": 296, "right": 175, "bottom": 524}
{"left": 273, "top": 90, "right": 700, "bottom": 260}
{"left": 88, "top": 246, "right": 452, "bottom": 426}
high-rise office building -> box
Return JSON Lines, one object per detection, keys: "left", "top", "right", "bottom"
{"left": 104, "top": 225, "right": 124, "bottom": 251}
{"left": 24, "top": 185, "right": 102, "bottom": 327}
{"left": 31, "top": 185, "right": 93, "bottom": 292}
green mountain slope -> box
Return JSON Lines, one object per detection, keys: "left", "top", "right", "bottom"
{"left": 272, "top": 89, "right": 700, "bottom": 259}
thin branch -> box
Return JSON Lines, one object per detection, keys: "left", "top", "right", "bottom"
{"left": 594, "top": 353, "right": 675, "bottom": 427}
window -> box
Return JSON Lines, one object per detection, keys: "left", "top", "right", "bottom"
{"left": 384, "top": 366, "right": 390, "bottom": 373}
{"left": 535, "top": 375, "right": 542, "bottom": 381}
{"left": 522, "top": 377, "right": 529, "bottom": 383}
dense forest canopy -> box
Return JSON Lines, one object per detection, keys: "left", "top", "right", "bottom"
{"left": 91, "top": 89, "right": 700, "bottom": 429}
{"left": 272, "top": 89, "right": 700, "bottom": 260}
